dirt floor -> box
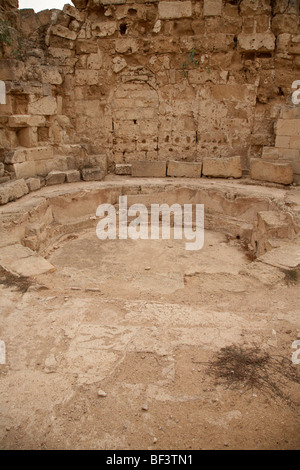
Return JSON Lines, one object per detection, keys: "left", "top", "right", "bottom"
{"left": 0, "top": 227, "right": 299, "bottom": 450}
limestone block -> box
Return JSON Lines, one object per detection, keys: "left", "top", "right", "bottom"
{"left": 262, "top": 147, "right": 279, "bottom": 160}
{"left": 37, "top": 10, "right": 53, "bottom": 27}
{"left": 48, "top": 47, "right": 73, "bottom": 59}
{"left": 0, "top": 163, "right": 4, "bottom": 177}
{"left": 0, "top": 244, "right": 55, "bottom": 276}
{"left": 26, "top": 177, "right": 41, "bottom": 192}
{"left": 46, "top": 170, "right": 66, "bottom": 186}
{"left": 250, "top": 159, "right": 293, "bottom": 185}
{"left": 63, "top": 3, "right": 85, "bottom": 22}
{"left": 276, "top": 33, "right": 291, "bottom": 53}
{"left": 82, "top": 167, "right": 106, "bottom": 181}
{"left": 92, "top": 21, "right": 117, "bottom": 37}
{"left": 0, "top": 60, "right": 24, "bottom": 81}
{"left": 258, "top": 245, "right": 300, "bottom": 270}
{"left": 238, "top": 32, "right": 276, "bottom": 52}
{"left": 5, "top": 149, "right": 26, "bottom": 164}
{"left": 131, "top": 161, "right": 167, "bottom": 178}
{"left": 8, "top": 115, "right": 46, "bottom": 128}
{"left": 39, "top": 66, "right": 63, "bottom": 85}
{"left": 65, "top": 170, "right": 81, "bottom": 183}
{"left": 76, "top": 41, "right": 98, "bottom": 54}
{"left": 112, "top": 57, "right": 127, "bottom": 74}
{"left": 158, "top": 1, "right": 192, "bottom": 19}
{"left": 167, "top": 161, "right": 202, "bottom": 178}
{"left": 272, "top": 14, "right": 299, "bottom": 35}
{"left": 257, "top": 211, "right": 295, "bottom": 241}
{"left": 289, "top": 136, "right": 300, "bottom": 149}
{"left": 212, "top": 84, "right": 256, "bottom": 103}
{"left": 34, "top": 160, "right": 56, "bottom": 177}
{"left": 202, "top": 156, "right": 242, "bottom": 178}
{"left": 276, "top": 119, "right": 300, "bottom": 137}
{"left": 280, "top": 107, "right": 300, "bottom": 119}
{"left": 7, "top": 162, "right": 35, "bottom": 179}
{"left": 75, "top": 69, "right": 99, "bottom": 85}
{"left": 115, "top": 164, "right": 132, "bottom": 175}
{"left": 203, "top": 0, "right": 222, "bottom": 17}
{"left": 51, "top": 25, "right": 77, "bottom": 41}
{"left": 26, "top": 147, "right": 54, "bottom": 162}
{"left": 293, "top": 174, "right": 300, "bottom": 185}
{"left": 10, "top": 158, "right": 56, "bottom": 179}
{"left": 0, "top": 129, "right": 17, "bottom": 149}
{"left": 278, "top": 148, "right": 299, "bottom": 160}
{"left": 71, "top": 0, "right": 88, "bottom": 9}
{"left": 0, "top": 177, "right": 10, "bottom": 184}
{"left": 87, "top": 50, "right": 103, "bottom": 70}
{"left": 289, "top": 35, "right": 300, "bottom": 55}
{"left": 86, "top": 155, "right": 107, "bottom": 173}
{"left": 6, "top": 147, "right": 54, "bottom": 164}
{"left": 28, "top": 96, "right": 57, "bottom": 116}
{"left": 292, "top": 160, "right": 300, "bottom": 174}
{"left": 153, "top": 20, "right": 162, "bottom": 34}
{"left": 0, "top": 179, "right": 29, "bottom": 205}
{"left": 275, "top": 136, "right": 290, "bottom": 149}
{"left": 115, "top": 39, "right": 139, "bottom": 54}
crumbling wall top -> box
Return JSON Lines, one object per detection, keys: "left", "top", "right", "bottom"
{"left": 72, "top": 0, "right": 159, "bottom": 10}
{"left": 0, "top": 1, "right": 19, "bottom": 12}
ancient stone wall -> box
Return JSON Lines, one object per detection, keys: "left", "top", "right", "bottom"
{"left": 0, "top": 0, "right": 300, "bottom": 199}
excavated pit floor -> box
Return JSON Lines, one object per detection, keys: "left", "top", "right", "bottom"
{"left": 0, "top": 221, "right": 299, "bottom": 450}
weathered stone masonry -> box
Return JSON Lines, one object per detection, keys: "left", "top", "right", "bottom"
{"left": 0, "top": 0, "right": 300, "bottom": 204}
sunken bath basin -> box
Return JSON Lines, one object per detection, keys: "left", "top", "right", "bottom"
{"left": 0, "top": 176, "right": 299, "bottom": 450}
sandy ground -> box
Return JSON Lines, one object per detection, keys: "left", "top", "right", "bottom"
{"left": 0, "top": 227, "right": 299, "bottom": 450}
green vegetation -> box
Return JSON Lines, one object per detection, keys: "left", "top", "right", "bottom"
{"left": 182, "top": 48, "right": 211, "bottom": 77}
{"left": 0, "top": 19, "right": 13, "bottom": 46}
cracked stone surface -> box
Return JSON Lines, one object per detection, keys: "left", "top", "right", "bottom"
{"left": 0, "top": 229, "right": 299, "bottom": 450}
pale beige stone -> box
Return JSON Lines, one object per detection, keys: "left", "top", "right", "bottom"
{"left": 6, "top": 147, "right": 54, "bottom": 164}
{"left": 276, "top": 119, "right": 300, "bottom": 137}
{"left": 26, "top": 177, "right": 41, "bottom": 192}
{"left": 158, "top": 1, "right": 192, "bottom": 19}
{"left": 46, "top": 170, "right": 66, "bottom": 186}
{"left": 250, "top": 159, "right": 293, "bottom": 185}
{"left": 238, "top": 32, "right": 276, "bottom": 52}
{"left": 63, "top": 3, "right": 85, "bottom": 22}
{"left": 278, "top": 148, "right": 299, "bottom": 160}
{"left": 115, "top": 164, "right": 132, "bottom": 175}
{"left": 65, "top": 170, "right": 81, "bottom": 183}
{"left": 0, "top": 179, "right": 29, "bottom": 205}
{"left": 91, "top": 21, "right": 117, "bottom": 37}
{"left": 258, "top": 245, "right": 300, "bottom": 270}
{"left": 202, "top": 157, "right": 242, "bottom": 178}
{"left": 10, "top": 159, "right": 55, "bottom": 179}
{"left": 51, "top": 25, "right": 77, "bottom": 41}
{"left": 82, "top": 167, "right": 106, "bottom": 181}
{"left": 167, "top": 161, "right": 202, "bottom": 178}
{"left": 39, "top": 66, "right": 63, "bottom": 85}
{"left": 28, "top": 97, "right": 57, "bottom": 116}
{"left": 289, "top": 136, "right": 300, "bottom": 149}
{"left": 8, "top": 115, "right": 46, "bottom": 128}
{"left": 262, "top": 147, "right": 279, "bottom": 160}
{"left": 132, "top": 161, "right": 167, "bottom": 177}
{"left": 75, "top": 69, "right": 99, "bottom": 85}
{"left": 203, "top": 0, "right": 223, "bottom": 17}
{"left": 275, "top": 136, "right": 290, "bottom": 149}
{"left": 112, "top": 57, "right": 127, "bottom": 74}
